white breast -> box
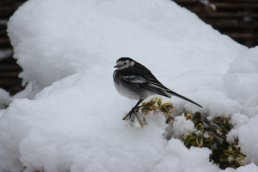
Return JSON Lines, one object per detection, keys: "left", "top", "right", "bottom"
{"left": 114, "top": 81, "right": 141, "bottom": 100}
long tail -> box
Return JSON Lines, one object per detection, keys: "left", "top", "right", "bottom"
{"left": 167, "top": 89, "right": 203, "bottom": 108}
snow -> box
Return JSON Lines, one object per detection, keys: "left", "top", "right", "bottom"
{"left": 238, "top": 115, "right": 258, "bottom": 164}
{"left": 224, "top": 163, "right": 258, "bottom": 172}
{"left": 8, "top": 0, "right": 244, "bottom": 90}
{"left": 0, "top": 0, "right": 257, "bottom": 171}
{"left": 171, "top": 115, "right": 195, "bottom": 138}
{"left": 152, "top": 139, "right": 218, "bottom": 172}
{"left": 223, "top": 48, "right": 258, "bottom": 117}
{"left": 0, "top": 89, "right": 10, "bottom": 110}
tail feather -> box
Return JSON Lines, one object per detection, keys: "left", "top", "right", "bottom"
{"left": 167, "top": 89, "right": 203, "bottom": 108}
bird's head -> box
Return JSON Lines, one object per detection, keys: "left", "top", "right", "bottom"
{"left": 114, "top": 57, "right": 136, "bottom": 70}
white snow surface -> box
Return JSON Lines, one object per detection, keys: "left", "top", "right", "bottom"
{"left": 0, "top": 0, "right": 257, "bottom": 171}
{"left": 172, "top": 115, "right": 195, "bottom": 138}
{"left": 0, "top": 89, "right": 10, "bottom": 110}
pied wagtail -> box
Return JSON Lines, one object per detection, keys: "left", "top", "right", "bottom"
{"left": 113, "top": 57, "right": 202, "bottom": 119}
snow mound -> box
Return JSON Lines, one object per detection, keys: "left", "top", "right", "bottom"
{"left": 223, "top": 48, "right": 258, "bottom": 117}
{"left": 0, "top": 0, "right": 257, "bottom": 171}
{"left": 152, "top": 139, "right": 218, "bottom": 171}
{"left": 8, "top": 0, "right": 244, "bottom": 89}
{"left": 172, "top": 115, "right": 195, "bottom": 137}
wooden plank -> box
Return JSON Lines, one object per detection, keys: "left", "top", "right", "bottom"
{"left": 206, "top": 12, "right": 258, "bottom": 18}
{"left": 0, "top": 71, "right": 20, "bottom": 77}
{"left": 0, "top": 65, "right": 21, "bottom": 72}
{"left": 0, "top": 38, "right": 11, "bottom": 47}
{"left": 213, "top": 2, "right": 258, "bottom": 9}
{"left": 0, "top": 79, "right": 22, "bottom": 87}
{"left": 212, "top": 0, "right": 257, "bottom": 2}
{"left": 228, "top": 33, "right": 258, "bottom": 39}
{"left": 206, "top": 19, "right": 256, "bottom": 27}
{"left": 177, "top": 0, "right": 258, "bottom": 2}
{"left": 0, "top": 6, "right": 16, "bottom": 17}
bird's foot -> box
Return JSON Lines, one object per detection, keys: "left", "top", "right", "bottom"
{"left": 123, "top": 108, "right": 147, "bottom": 128}
{"left": 122, "top": 106, "right": 140, "bottom": 120}
{"left": 123, "top": 109, "right": 136, "bottom": 121}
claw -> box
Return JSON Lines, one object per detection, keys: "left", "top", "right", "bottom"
{"left": 123, "top": 107, "right": 147, "bottom": 128}
{"left": 123, "top": 106, "right": 139, "bottom": 120}
{"left": 123, "top": 110, "right": 135, "bottom": 120}
{"left": 122, "top": 113, "right": 131, "bottom": 120}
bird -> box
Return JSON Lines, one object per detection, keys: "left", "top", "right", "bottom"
{"left": 113, "top": 57, "right": 202, "bottom": 120}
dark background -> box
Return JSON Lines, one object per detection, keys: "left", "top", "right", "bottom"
{"left": 0, "top": 0, "right": 257, "bottom": 95}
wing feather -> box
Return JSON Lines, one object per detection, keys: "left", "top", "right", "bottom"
{"left": 122, "top": 75, "right": 147, "bottom": 84}
{"left": 119, "top": 64, "right": 171, "bottom": 98}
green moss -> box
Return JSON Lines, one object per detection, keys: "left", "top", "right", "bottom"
{"left": 134, "top": 98, "right": 246, "bottom": 169}
{"left": 132, "top": 97, "right": 175, "bottom": 127}
{"left": 182, "top": 112, "right": 246, "bottom": 169}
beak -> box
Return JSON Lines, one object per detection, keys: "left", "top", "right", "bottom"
{"left": 114, "top": 65, "right": 119, "bottom": 68}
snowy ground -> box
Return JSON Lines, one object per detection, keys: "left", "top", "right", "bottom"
{"left": 0, "top": 0, "right": 258, "bottom": 171}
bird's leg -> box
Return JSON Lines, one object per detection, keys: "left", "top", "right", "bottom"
{"left": 123, "top": 99, "right": 143, "bottom": 120}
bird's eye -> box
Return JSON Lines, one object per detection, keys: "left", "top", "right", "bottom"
{"left": 124, "top": 62, "right": 126, "bottom": 65}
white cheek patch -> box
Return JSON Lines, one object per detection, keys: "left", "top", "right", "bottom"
{"left": 117, "top": 61, "right": 123, "bottom": 66}
{"left": 116, "top": 60, "right": 133, "bottom": 70}
{"left": 130, "top": 61, "right": 135, "bottom": 66}
{"left": 125, "top": 63, "right": 130, "bottom": 68}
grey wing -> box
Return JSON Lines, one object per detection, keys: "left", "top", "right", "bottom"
{"left": 122, "top": 75, "right": 147, "bottom": 84}
{"left": 122, "top": 75, "right": 171, "bottom": 98}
